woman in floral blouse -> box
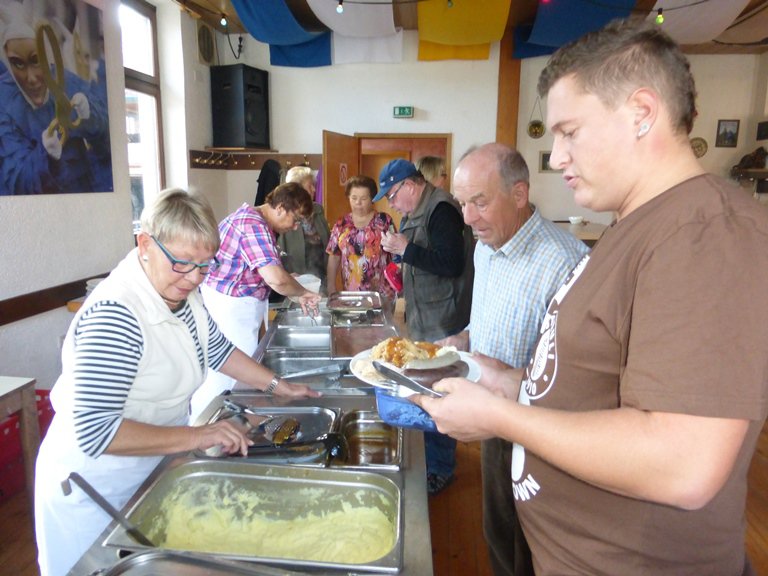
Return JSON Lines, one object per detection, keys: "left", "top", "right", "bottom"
{"left": 326, "top": 175, "right": 395, "bottom": 299}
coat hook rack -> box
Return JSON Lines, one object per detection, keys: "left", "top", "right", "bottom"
{"left": 188, "top": 149, "right": 322, "bottom": 171}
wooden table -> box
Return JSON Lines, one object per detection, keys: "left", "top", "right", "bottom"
{"left": 0, "top": 376, "right": 40, "bottom": 506}
{"left": 555, "top": 221, "right": 608, "bottom": 245}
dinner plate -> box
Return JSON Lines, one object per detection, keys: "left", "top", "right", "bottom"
{"left": 349, "top": 348, "right": 481, "bottom": 395}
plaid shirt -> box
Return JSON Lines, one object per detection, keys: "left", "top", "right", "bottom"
{"left": 469, "top": 207, "right": 589, "bottom": 368}
{"left": 203, "top": 204, "right": 282, "bottom": 299}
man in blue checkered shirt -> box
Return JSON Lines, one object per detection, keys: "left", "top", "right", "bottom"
{"left": 439, "top": 143, "right": 589, "bottom": 576}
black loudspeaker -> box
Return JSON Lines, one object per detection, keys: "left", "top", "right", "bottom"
{"left": 211, "top": 64, "right": 270, "bottom": 149}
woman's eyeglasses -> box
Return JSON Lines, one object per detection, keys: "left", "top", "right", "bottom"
{"left": 151, "top": 236, "right": 219, "bottom": 275}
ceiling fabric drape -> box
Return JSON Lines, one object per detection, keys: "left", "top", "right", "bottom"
{"left": 305, "top": 0, "right": 397, "bottom": 37}
{"left": 305, "top": 0, "right": 402, "bottom": 64}
{"left": 418, "top": 41, "right": 490, "bottom": 61}
{"left": 527, "top": 0, "right": 634, "bottom": 48}
{"left": 645, "top": 0, "right": 751, "bottom": 44}
{"left": 416, "top": 0, "right": 510, "bottom": 45}
{"left": 415, "top": 0, "right": 508, "bottom": 61}
{"left": 715, "top": 2, "right": 768, "bottom": 45}
{"left": 231, "top": 0, "right": 331, "bottom": 67}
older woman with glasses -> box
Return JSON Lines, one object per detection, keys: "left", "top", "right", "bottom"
{"left": 191, "top": 182, "right": 322, "bottom": 418}
{"left": 35, "top": 188, "right": 319, "bottom": 576}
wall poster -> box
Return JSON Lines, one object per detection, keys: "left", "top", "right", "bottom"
{"left": 0, "top": 0, "right": 112, "bottom": 196}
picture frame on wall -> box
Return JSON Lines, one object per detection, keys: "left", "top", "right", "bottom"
{"left": 0, "top": 0, "right": 113, "bottom": 196}
{"left": 539, "top": 151, "right": 561, "bottom": 173}
{"left": 715, "top": 119, "right": 740, "bottom": 148}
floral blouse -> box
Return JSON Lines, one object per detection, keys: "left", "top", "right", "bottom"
{"left": 326, "top": 212, "right": 395, "bottom": 299}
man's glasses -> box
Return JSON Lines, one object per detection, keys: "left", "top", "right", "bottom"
{"left": 151, "top": 236, "right": 219, "bottom": 275}
{"left": 387, "top": 180, "right": 407, "bottom": 202}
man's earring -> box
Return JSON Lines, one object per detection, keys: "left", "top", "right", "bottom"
{"left": 638, "top": 123, "right": 650, "bottom": 138}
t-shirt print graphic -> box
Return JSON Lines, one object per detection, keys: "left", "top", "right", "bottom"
{"left": 511, "top": 254, "right": 590, "bottom": 499}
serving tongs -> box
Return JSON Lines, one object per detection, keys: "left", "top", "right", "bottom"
{"left": 221, "top": 398, "right": 301, "bottom": 444}
{"left": 372, "top": 361, "right": 444, "bottom": 398}
{"left": 246, "top": 432, "right": 348, "bottom": 466}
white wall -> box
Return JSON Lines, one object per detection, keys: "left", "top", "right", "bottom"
{"left": 0, "top": 0, "right": 133, "bottom": 388}
{"left": 517, "top": 53, "right": 765, "bottom": 225}
{"left": 188, "top": 27, "right": 501, "bottom": 220}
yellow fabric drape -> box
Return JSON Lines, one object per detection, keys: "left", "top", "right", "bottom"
{"left": 417, "top": 40, "right": 491, "bottom": 61}
{"left": 417, "top": 0, "right": 511, "bottom": 45}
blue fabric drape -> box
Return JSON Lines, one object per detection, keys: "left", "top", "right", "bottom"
{"left": 231, "top": 0, "right": 331, "bottom": 67}
{"left": 269, "top": 34, "right": 332, "bottom": 67}
{"left": 512, "top": 25, "right": 557, "bottom": 59}
{"left": 528, "top": 0, "right": 634, "bottom": 48}
{"left": 231, "top": 0, "right": 317, "bottom": 45}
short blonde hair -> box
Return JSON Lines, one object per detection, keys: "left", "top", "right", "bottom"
{"left": 415, "top": 156, "right": 446, "bottom": 186}
{"left": 140, "top": 188, "right": 220, "bottom": 252}
{"left": 286, "top": 166, "right": 314, "bottom": 184}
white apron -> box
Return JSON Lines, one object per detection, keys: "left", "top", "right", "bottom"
{"left": 190, "top": 284, "right": 268, "bottom": 421}
{"left": 35, "top": 250, "right": 209, "bottom": 576}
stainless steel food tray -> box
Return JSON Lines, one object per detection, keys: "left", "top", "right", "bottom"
{"left": 100, "top": 550, "right": 305, "bottom": 575}
{"left": 102, "top": 459, "right": 403, "bottom": 573}
{"left": 332, "top": 309, "right": 386, "bottom": 327}
{"left": 199, "top": 405, "right": 339, "bottom": 465}
{"left": 327, "top": 291, "right": 383, "bottom": 312}
{"left": 340, "top": 410, "right": 403, "bottom": 471}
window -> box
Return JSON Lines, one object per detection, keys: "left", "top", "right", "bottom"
{"left": 120, "top": 0, "right": 164, "bottom": 233}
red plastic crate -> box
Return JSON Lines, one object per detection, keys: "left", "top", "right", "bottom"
{"left": 0, "top": 415, "right": 21, "bottom": 468}
{"left": 36, "top": 389, "right": 55, "bottom": 438}
{"left": 0, "top": 456, "right": 25, "bottom": 505}
{"left": 0, "top": 389, "right": 55, "bottom": 470}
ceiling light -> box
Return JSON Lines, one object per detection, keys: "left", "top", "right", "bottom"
{"left": 220, "top": 14, "right": 228, "bottom": 27}
{"left": 655, "top": 8, "right": 664, "bottom": 25}
{"left": 336, "top": 1, "right": 344, "bottom": 14}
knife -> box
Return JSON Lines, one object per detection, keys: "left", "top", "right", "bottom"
{"left": 372, "top": 361, "right": 444, "bottom": 398}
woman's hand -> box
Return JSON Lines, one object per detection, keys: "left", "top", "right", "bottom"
{"left": 298, "top": 292, "right": 322, "bottom": 316}
{"left": 274, "top": 379, "right": 322, "bottom": 399}
{"left": 192, "top": 417, "right": 253, "bottom": 456}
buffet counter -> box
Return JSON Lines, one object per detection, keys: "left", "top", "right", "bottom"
{"left": 67, "top": 297, "right": 434, "bottom": 576}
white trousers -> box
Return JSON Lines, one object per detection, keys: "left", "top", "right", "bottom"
{"left": 190, "top": 285, "right": 268, "bottom": 421}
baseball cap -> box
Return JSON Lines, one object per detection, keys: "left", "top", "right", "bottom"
{"left": 374, "top": 159, "right": 419, "bottom": 202}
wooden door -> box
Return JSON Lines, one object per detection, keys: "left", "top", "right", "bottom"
{"left": 322, "top": 130, "right": 360, "bottom": 229}
{"left": 358, "top": 134, "right": 451, "bottom": 230}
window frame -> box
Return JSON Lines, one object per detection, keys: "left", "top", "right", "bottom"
{"left": 121, "top": 0, "right": 166, "bottom": 192}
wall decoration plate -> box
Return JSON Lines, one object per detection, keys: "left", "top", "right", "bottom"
{"left": 690, "top": 137, "right": 708, "bottom": 158}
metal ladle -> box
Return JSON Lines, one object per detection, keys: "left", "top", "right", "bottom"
{"left": 61, "top": 472, "right": 155, "bottom": 547}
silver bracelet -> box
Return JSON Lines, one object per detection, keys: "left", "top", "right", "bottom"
{"left": 265, "top": 375, "right": 280, "bottom": 394}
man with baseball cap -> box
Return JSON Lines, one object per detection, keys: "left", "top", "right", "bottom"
{"left": 377, "top": 158, "right": 474, "bottom": 494}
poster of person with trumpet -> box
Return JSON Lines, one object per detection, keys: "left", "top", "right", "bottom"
{"left": 0, "top": 0, "right": 112, "bottom": 195}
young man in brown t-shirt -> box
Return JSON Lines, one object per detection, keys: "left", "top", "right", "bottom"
{"left": 414, "top": 19, "right": 768, "bottom": 576}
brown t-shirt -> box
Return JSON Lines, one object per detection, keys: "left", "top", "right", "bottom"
{"left": 515, "top": 175, "right": 768, "bottom": 576}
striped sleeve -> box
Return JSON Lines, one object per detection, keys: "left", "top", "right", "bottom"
{"left": 205, "top": 310, "right": 236, "bottom": 371}
{"left": 72, "top": 301, "right": 143, "bottom": 457}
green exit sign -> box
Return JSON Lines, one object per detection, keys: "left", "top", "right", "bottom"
{"left": 393, "top": 106, "right": 414, "bottom": 118}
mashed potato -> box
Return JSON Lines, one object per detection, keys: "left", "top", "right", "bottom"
{"left": 149, "top": 479, "right": 395, "bottom": 564}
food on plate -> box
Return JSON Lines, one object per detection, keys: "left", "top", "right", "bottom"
{"left": 371, "top": 336, "right": 442, "bottom": 368}
{"left": 353, "top": 336, "right": 464, "bottom": 384}
{"left": 403, "top": 361, "right": 469, "bottom": 387}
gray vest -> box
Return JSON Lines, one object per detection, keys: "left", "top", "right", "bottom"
{"left": 400, "top": 183, "right": 474, "bottom": 341}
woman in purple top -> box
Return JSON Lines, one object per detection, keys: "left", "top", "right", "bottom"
{"left": 326, "top": 175, "right": 395, "bottom": 299}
